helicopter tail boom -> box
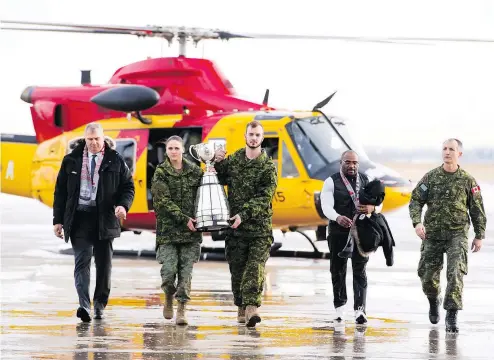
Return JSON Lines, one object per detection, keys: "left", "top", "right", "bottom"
{"left": 1, "top": 134, "right": 37, "bottom": 199}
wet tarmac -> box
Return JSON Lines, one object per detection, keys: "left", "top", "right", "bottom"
{"left": 2, "top": 193, "right": 494, "bottom": 359}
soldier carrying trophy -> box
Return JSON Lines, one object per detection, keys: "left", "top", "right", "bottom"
{"left": 213, "top": 120, "right": 278, "bottom": 328}
{"left": 151, "top": 135, "right": 204, "bottom": 326}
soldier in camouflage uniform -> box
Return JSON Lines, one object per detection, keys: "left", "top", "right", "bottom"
{"left": 151, "top": 135, "right": 203, "bottom": 325}
{"left": 214, "top": 120, "right": 278, "bottom": 328}
{"left": 409, "top": 138, "right": 486, "bottom": 333}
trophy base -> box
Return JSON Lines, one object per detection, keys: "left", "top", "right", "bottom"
{"left": 195, "top": 220, "right": 230, "bottom": 233}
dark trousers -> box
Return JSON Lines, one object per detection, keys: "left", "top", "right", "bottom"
{"left": 328, "top": 230, "right": 369, "bottom": 311}
{"left": 70, "top": 211, "right": 113, "bottom": 313}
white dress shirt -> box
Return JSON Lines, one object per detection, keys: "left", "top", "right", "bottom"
{"left": 88, "top": 151, "right": 103, "bottom": 176}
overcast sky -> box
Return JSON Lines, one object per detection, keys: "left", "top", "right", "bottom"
{"left": 1, "top": 0, "right": 493, "bottom": 150}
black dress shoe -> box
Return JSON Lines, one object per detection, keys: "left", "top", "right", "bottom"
{"left": 77, "top": 307, "right": 91, "bottom": 322}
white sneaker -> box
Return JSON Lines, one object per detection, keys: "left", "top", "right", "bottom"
{"left": 334, "top": 321, "right": 346, "bottom": 334}
{"left": 334, "top": 306, "right": 345, "bottom": 321}
{"left": 355, "top": 307, "right": 367, "bottom": 324}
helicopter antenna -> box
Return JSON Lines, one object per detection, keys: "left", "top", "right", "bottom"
{"left": 263, "top": 89, "right": 270, "bottom": 106}
{"left": 80, "top": 70, "right": 91, "bottom": 85}
{"left": 313, "top": 91, "right": 337, "bottom": 111}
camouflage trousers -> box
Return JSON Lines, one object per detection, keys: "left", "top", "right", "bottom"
{"left": 156, "top": 242, "right": 201, "bottom": 303}
{"left": 417, "top": 233, "right": 469, "bottom": 310}
{"left": 225, "top": 235, "right": 272, "bottom": 308}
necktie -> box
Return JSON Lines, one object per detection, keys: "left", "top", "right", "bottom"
{"left": 90, "top": 155, "right": 97, "bottom": 183}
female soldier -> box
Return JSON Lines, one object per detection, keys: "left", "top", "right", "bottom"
{"left": 151, "top": 135, "right": 203, "bottom": 325}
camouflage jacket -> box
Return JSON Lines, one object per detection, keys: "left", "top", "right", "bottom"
{"left": 214, "top": 148, "right": 278, "bottom": 237}
{"left": 409, "top": 165, "right": 486, "bottom": 239}
{"left": 151, "top": 157, "right": 203, "bottom": 246}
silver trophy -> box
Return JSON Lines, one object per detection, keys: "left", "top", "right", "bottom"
{"left": 189, "top": 142, "right": 230, "bottom": 232}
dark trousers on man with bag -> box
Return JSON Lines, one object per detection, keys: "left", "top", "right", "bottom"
{"left": 70, "top": 210, "right": 113, "bottom": 322}
{"left": 328, "top": 229, "right": 369, "bottom": 315}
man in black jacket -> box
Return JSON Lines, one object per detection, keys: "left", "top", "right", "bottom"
{"left": 53, "top": 123, "right": 135, "bottom": 322}
{"left": 320, "top": 150, "right": 381, "bottom": 324}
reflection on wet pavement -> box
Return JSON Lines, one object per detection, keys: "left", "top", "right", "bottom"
{"left": 3, "top": 259, "right": 493, "bottom": 360}
{"left": 2, "top": 196, "right": 494, "bottom": 359}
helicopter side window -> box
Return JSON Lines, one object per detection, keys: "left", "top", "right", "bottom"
{"left": 261, "top": 137, "right": 279, "bottom": 172}
{"left": 54, "top": 105, "right": 64, "bottom": 128}
{"left": 115, "top": 139, "right": 136, "bottom": 175}
{"left": 281, "top": 141, "right": 299, "bottom": 178}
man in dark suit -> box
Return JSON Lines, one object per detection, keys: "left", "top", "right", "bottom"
{"left": 53, "top": 122, "right": 135, "bottom": 322}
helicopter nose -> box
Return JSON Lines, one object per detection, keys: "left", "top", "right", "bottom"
{"left": 380, "top": 180, "right": 412, "bottom": 212}
{"left": 373, "top": 173, "right": 412, "bottom": 212}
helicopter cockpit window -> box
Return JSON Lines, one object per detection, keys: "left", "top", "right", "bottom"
{"left": 330, "top": 117, "right": 370, "bottom": 162}
{"left": 286, "top": 116, "right": 351, "bottom": 179}
{"left": 281, "top": 141, "right": 299, "bottom": 178}
{"left": 115, "top": 139, "right": 136, "bottom": 175}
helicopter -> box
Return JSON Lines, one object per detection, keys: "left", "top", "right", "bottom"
{"left": 4, "top": 20, "right": 489, "bottom": 258}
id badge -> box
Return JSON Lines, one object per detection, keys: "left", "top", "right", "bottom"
{"left": 80, "top": 187, "right": 91, "bottom": 201}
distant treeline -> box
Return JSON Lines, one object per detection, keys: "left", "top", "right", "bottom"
{"left": 365, "top": 147, "right": 494, "bottom": 164}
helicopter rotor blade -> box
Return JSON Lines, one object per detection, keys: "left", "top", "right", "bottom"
{"left": 0, "top": 26, "right": 135, "bottom": 35}
{"left": 0, "top": 20, "right": 152, "bottom": 32}
{"left": 233, "top": 32, "right": 494, "bottom": 44}
{"left": 2, "top": 20, "right": 493, "bottom": 44}
{"left": 0, "top": 20, "right": 176, "bottom": 39}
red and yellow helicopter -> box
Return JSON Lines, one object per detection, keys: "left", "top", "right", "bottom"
{"left": 4, "top": 20, "right": 483, "bottom": 253}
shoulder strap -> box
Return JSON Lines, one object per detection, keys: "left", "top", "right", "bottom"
{"left": 339, "top": 169, "right": 360, "bottom": 207}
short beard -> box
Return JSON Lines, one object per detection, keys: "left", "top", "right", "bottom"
{"left": 246, "top": 142, "right": 261, "bottom": 149}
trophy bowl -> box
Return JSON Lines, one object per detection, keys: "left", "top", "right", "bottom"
{"left": 189, "top": 143, "right": 215, "bottom": 169}
{"left": 189, "top": 142, "right": 230, "bottom": 232}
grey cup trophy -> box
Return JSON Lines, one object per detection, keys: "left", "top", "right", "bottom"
{"left": 189, "top": 142, "right": 230, "bottom": 232}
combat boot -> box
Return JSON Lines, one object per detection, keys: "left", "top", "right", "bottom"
{"left": 237, "top": 306, "right": 246, "bottom": 323}
{"left": 428, "top": 296, "right": 442, "bottom": 324}
{"left": 163, "top": 293, "right": 174, "bottom": 320}
{"left": 445, "top": 310, "right": 459, "bottom": 333}
{"left": 176, "top": 302, "right": 188, "bottom": 326}
{"left": 245, "top": 305, "right": 261, "bottom": 327}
